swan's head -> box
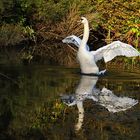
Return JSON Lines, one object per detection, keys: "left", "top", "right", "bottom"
{"left": 81, "top": 17, "right": 88, "bottom": 24}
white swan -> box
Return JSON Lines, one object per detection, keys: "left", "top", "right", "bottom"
{"left": 62, "top": 17, "right": 140, "bottom": 75}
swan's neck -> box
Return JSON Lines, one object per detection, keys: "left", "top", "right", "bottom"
{"left": 81, "top": 22, "right": 89, "bottom": 47}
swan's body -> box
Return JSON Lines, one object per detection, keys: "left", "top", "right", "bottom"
{"left": 62, "top": 17, "right": 140, "bottom": 75}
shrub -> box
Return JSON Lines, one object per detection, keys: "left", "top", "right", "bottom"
{"left": 34, "top": 1, "right": 97, "bottom": 65}
{"left": 0, "top": 24, "right": 25, "bottom": 47}
{"left": 95, "top": 0, "right": 140, "bottom": 47}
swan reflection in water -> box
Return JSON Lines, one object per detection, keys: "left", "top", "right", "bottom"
{"left": 61, "top": 76, "right": 138, "bottom": 131}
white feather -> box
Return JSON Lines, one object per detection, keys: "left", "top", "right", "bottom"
{"left": 62, "top": 17, "right": 140, "bottom": 74}
{"left": 62, "top": 35, "right": 89, "bottom": 51}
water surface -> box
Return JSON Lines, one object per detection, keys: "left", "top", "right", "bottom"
{"left": 0, "top": 65, "right": 140, "bottom": 140}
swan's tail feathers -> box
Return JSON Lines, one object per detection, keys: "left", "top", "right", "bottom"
{"left": 98, "top": 69, "right": 106, "bottom": 75}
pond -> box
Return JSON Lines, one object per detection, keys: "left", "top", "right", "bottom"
{"left": 0, "top": 65, "right": 140, "bottom": 140}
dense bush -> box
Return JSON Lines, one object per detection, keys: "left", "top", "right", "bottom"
{"left": 0, "top": 0, "right": 139, "bottom": 65}
{"left": 95, "top": 0, "right": 140, "bottom": 46}
{"left": 0, "top": 24, "right": 25, "bottom": 47}
{"left": 0, "top": 0, "right": 139, "bottom": 41}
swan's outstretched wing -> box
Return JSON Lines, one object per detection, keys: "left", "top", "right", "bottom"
{"left": 62, "top": 35, "right": 89, "bottom": 51}
{"left": 92, "top": 41, "right": 140, "bottom": 63}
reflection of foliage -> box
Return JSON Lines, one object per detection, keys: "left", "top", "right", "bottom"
{"left": 30, "top": 99, "right": 66, "bottom": 129}
{"left": 21, "top": 51, "right": 33, "bottom": 64}
{"left": 0, "top": 65, "right": 79, "bottom": 138}
{"left": 79, "top": 104, "right": 139, "bottom": 140}
{"left": 0, "top": 96, "right": 14, "bottom": 132}
{"left": 0, "top": 66, "right": 140, "bottom": 139}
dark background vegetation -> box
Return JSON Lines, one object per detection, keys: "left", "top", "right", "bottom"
{"left": 0, "top": 0, "right": 139, "bottom": 67}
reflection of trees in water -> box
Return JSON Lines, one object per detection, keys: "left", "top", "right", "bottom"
{"left": 0, "top": 66, "right": 79, "bottom": 139}
{"left": 65, "top": 102, "right": 139, "bottom": 140}
{"left": 98, "top": 78, "right": 140, "bottom": 95}
{"left": 78, "top": 111, "right": 138, "bottom": 140}
{"left": 0, "top": 66, "right": 140, "bottom": 139}
{"left": 61, "top": 76, "right": 139, "bottom": 140}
